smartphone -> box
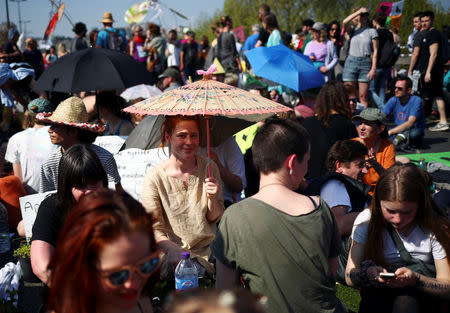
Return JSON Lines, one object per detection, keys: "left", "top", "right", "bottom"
{"left": 379, "top": 272, "right": 396, "bottom": 278}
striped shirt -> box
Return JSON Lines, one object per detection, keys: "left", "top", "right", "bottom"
{"left": 39, "top": 144, "right": 121, "bottom": 192}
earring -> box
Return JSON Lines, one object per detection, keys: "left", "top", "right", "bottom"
{"left": 289, "top": 168, "right": 293, "bottom": 175}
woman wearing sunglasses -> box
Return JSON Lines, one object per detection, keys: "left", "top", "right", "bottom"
{"left": 47, "top": 189, "right": 160, "bottom": 313}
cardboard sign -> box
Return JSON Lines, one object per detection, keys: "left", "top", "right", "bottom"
{"left": 93, "top": 136, "right": 127, "bottom": 154}
{"left": 19, "top": 191, "right": 55, "bottom": 242}
{"left": 113, "top": 148, "right": 169, "bottom": 201}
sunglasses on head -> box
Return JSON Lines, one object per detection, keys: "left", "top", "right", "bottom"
{"left": 99, "top": 252, "right": 161, "bottom": 287}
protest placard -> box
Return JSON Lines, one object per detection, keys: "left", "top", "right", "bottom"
{"left": 93, "top": 135, "right": 127, "bottom": 154}
{"left": 113, "top": 148, "right": 169, "bottom": 201}
{"left": 19, "top": 191, "right": 56, "bottom": 242}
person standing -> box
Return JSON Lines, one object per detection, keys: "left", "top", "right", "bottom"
{"left": 263, "top": 14, "right": 284, "bottom": 47}
{"left": 1, "top": 29, "right": 22, "bottom": 63}
{"left": 22, "top": 38, "right": 44, "bottom": 79}
{"left": 407, "top": 12, "right": 423, "bottom": 53}
{"left": 242, "top": 24, "right": 260, "bottom": 53}
{"left": 179, "top": 31, "right": 198, "bottom": 81}
{"left": 369, "top": 12, "right": 393, "bottom": 110}
{"left": 165, "top": 29, "right": 180, "bottom": 68}
{"left": 409, "top": 11, "right": 448, "bottom": 131}
{"left": 254, "top": 4, "right": 271, "bottom": 48}
{"left": 216, "top": 16, "right": 242, "bottom": 74}
{"left": 71, "top": 22, "right": 89, "bottom": 52}
{"left": 96, "top": 12, "right": 128, "bottom": 52}
{"left": 129, "top": 25, "right": 147, "bottom": 66}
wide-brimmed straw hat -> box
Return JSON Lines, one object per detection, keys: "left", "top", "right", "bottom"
{"left": 100, "top": 12, "right": 115, "bottom": 24}
{"left": 36, "top": 96, "right": 105, "bottom": 132}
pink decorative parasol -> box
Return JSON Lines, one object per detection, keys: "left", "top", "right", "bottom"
{"left": 124, "top": 64, "right": 292, "bottom": 175}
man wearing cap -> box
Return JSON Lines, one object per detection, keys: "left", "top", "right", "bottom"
{"left": 96, "top": 12, "right": 128, "bottom": 51}
{"left": 37, "top": 97, "right": 122, "bottom": 192}
{"left": 1, "top": 29, "right": 22, "bottom": 63}
{"left": 383, "top": 76, "right": 425, "bottom": 149}
{"left": 158, "top": 67, "right": 182, "bottom": 91}
{"left": 5, "top": 98, "right": 57, "bottom": 194}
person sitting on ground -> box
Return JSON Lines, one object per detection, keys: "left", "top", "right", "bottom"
{"left": 36, "top": 96, "right": 121, "bottom": 192}
{"left": 31, "top": 144, "right": 108, "bottom": 285}
{"left": 212, "top": 118, "right": 346, "bottom": 313}
{"left": 382, "top": 76, "right": 425, "bottom": 150}
{"left": 47, "top": 189, "right": 159, "bottom": 313}
{"left": 346, "top": 164, "right": 450, "bottom": 312}
{"left": 96, "top": 91, "right": 134, "bottom": 136}
{"left": 5, "top": 98, "right": 57, "bottom": 194}
{"left": 142, "top": 115, "right": 224, "bottom": 278}
{"left": 158, "top": 67, "right": 183, "bottom": 92}
{"left": 352, "top": 108, "right": 396, "bottom": 194}
{"left": 302, "top": 81, "right": 358, "bottom": 179}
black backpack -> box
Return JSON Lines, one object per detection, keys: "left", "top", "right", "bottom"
{"left": 106, "top": 29, "right": 126, "bottom": 52}
{"left": 378, "top": 40, "right": 401, "bottom": 68}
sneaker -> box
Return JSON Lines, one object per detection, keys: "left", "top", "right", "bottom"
{"left": 429, "top": 122, "right": 449, "bottom": 132}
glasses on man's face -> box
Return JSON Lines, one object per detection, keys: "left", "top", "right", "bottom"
{"left": 349, "top": 97, "right": 359, "bottom": 103}
{"left": 330, "top": 28, "right": 338, "bottom": 31}
{"left": 99, "top": 251, "right": 162, "bottom": 288}
{"left": 394, "top": 86, "right": 404, "bottom": 91}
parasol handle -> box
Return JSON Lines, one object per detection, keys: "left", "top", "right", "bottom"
{"left": 206, "top": 116, "right": 211, "bottom": 177}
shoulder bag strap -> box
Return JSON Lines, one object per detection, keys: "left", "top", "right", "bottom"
{"left": 387, "top": 225, "right": 414, "bottom": 263}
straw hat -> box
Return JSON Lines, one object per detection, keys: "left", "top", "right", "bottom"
{"left": 36, "top": 97, "right": 105, "bottom": 132}
{"left": 100, "top": 12, "right": 115, "bottom": 23}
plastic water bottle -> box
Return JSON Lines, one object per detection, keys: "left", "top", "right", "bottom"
{"left": 175, "top": 251, "right": 198, "bottom": 291}
{"left": 418, "top": 158, "right": 427, "bottom": 171}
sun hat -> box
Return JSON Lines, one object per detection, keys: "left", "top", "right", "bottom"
{"left": 100, "top": 12, "right": 115, "bottom": 24}
{"left": 352, "top": 107, "right": 387, "bottom": 124}
{"left": 311, "top": 22, "right": 327, "bottom": 31}
{"left": 27, "top": 98, "right": 55, "bottom": 114}
{"left": 36, "top": 96, "right": 105, "bottom": 132}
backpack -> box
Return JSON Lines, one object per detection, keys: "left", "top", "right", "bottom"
{"left": 378, "top": 40, "right": 401, "bottom": 68}
{"left": 106, "top": 29, "right": 125, "bottom": 52}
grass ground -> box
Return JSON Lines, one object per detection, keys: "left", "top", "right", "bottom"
{"left": 336, "top": 284, "right": 361, "bottom": 313}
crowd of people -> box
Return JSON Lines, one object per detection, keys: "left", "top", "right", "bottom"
{"left": 0, "top": 3, "right": 450, "bottom": 313}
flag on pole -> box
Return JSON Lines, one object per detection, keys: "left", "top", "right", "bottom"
{"left": 125, "top": 1, "right": 149, "bottom": 24}
{"left": 378, "top": 0, "right": 404, "bottom": 29}
{"left": 43, "top": 3, "right": 65, "bottom": 40}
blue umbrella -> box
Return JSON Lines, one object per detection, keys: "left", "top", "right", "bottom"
{"left": 245, "top": 45, "right": 325, "bottom": 92}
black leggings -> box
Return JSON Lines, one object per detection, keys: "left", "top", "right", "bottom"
{"left": 359, "top": 286, "right": 444, "bottom": 313}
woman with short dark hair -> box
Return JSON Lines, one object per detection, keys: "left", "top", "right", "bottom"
{"left": 212, "top": 118, "right": 346, "bottom": 313}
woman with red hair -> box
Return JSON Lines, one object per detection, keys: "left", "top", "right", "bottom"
{"left": 142, "top": 115, "right": 224, "bottom": 277}
{"left": 47, "top": 189, "right": 160, "bottom": 313}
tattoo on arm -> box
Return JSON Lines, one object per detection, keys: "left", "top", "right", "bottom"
{"left": 415, "top": 273, "right": 450, "bottom": 299}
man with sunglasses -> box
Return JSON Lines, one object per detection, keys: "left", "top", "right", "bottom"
{"left": 383, "top": 76, "right": 425, "bottom": 149}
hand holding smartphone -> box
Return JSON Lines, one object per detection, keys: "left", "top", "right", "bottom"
{"left": 379, "top": 272, "right": 396, "bottom": 278}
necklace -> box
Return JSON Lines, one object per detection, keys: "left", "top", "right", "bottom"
{"left": 259, "top": 183, "right": 287, "bottom": 190}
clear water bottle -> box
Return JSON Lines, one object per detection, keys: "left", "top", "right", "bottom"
{"left": 418, "top": 158, "right": 427, "bottom": 171}
{"left": 175, "top": 251, "right": 198, "bottom": 291}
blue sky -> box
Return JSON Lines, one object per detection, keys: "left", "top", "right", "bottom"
{"left": 1, "top": 0, "right": 225, "bottom": 37}
{"left": 1, "top": 0, "right": 448, "bottom": 38}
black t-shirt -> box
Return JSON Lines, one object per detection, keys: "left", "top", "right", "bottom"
{"left": 181, "top": 41, "right": 198, "bottom": 67}
{"left": 257, "top": 29, "right": 269, "bottom": 46}
{"left": 31, "top": 193, "right": 65, "bottom": 246}
{"left": 23, "top": 49, "right": 44, "bottom": 77}
{"left": 2, "top": 41, "right": 22, "bottom": 63}
{"left": 376, "top": 28, "right": 393, "bottom": 67}
{"left": 302, "top": 114, "right": 358, "bottom": 180}
{"left": 413, "top": 28, "right": 443, "bottom": 73}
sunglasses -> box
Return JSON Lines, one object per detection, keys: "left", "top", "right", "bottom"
{"left": 349, "top": 97, "right": 359, "bottom": 103}
{"left": 330, "top": 28, "right": 338, "bottom": 31}
{"left": 394, "top": 86, "right": 404, "bottom": 91}
{"left": 99, "top": 252, "right": 162, "bottom": 287}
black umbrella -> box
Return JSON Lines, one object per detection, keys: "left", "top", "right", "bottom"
{"left": 120, "top": 114, "right": 270, "bottom": 151}
{"left": 34, "top": 48, "right": 155, "bottom": 92}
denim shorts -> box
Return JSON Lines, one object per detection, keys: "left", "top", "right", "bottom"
{"left": 342, "top": 55, "right": 372, "bottom": 83}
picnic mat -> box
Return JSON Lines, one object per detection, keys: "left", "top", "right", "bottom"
{"left": 402, "top": 151, "right": 450, "bottom": 167}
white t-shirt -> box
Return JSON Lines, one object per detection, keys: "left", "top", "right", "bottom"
{"left": 166, "top": 42, "right": 180, "bottom": 67}
{"left": 199, "top": 137, "right": 246, "bottom": 203}
{"left": 5, "top": 126, "right": 57, "bottom": 194}
{"left": 349, "top": 27, "right": 378, "bottom": 57}
{"left": 320, "top": 179, "right": 352, "bottom": 213}
{"left": 352, "top": 209, "right": 446, "bottom": 265}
